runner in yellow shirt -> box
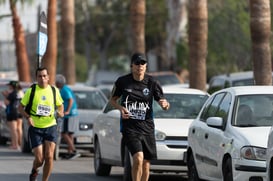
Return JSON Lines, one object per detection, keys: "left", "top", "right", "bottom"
{"left": 19, "top": 67, "right": 64, "bottom": 181}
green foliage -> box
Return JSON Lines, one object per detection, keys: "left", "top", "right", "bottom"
{"left": 206, "top": 0, "right": 252, "bottom": 79}
{"left": 75, "top": 53, "right": 88, "bottom": 82}
{"left": 73, "top": 0, "right": 273, "bottom": 82}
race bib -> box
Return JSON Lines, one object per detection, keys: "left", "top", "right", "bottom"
{"left": 36, "top": 104, "right": 51, "bottom": 116}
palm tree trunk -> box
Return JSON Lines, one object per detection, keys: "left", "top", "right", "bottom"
{"left": 188, "top": 0, "right": 207, "bottom": 91}
{"left": 61, "top": 0, "right": 76, "bottom": 84}
{"left": 9, "top": 0, "right": 31, "bottom": 82}
{"left": 43, "top": 0, "right": 57, "bottom": 85}
{"left": 130, "top": 0, "right": 146, "bottom": 53}
{"left": 250, "top": 0, "right": 272, "bottom": 85}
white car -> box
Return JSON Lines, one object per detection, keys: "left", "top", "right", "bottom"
{"left": 93, "top": 86, "right": 209, "bottom": 180}
{"left": 187, "top": 86, "right": 273, "bottom": 181}
{"left": 57, "top": 85, "right": 107, "bottom": 152}
{"left": 266, "top": 123, "right": 273, "bottom": 180}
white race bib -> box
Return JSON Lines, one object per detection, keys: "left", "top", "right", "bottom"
{"left": 36, "top": 104, "right": 51, "bottom": 116}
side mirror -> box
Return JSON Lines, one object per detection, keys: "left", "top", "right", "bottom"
{"left": 107, "top": 109, "right": 121, "bottom": 118}
{"left": 206, "top": 117, "right": 224, "bottom": 129}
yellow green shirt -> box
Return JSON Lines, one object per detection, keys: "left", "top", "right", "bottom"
{"left": 21, "top": 84, "right": 63, "bottom": 128}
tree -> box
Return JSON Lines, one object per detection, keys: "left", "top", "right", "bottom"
{"left": 188, "top": 0, "right": 207, "bottom": 91}
{"left": 9, "top": 0, "right": 31, "bottom": 82}
{"left": 249, "top": 0, "right": 272, "bottom": 85}
{"left": 130, "top": 0, "right": 146, "bottom": 53}
{"left": 42, "top": 0, "right": 57, "bottom": 85}
{"left": 60, "top": 0, "right": 76, "bottom": 84}
{"left": 165, "top": 0, "right": 188, "bottom": 70}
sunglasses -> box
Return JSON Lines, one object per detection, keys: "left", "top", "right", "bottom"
{"left": 133, "top": 60, "right": 147, "bottom": 65}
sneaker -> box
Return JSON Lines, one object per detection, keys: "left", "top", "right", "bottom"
{"left": 29, "top": 169, "right": 38, "bottom": 181}
{"left": 68, "top": 151, "right": 81, "bottom": 160}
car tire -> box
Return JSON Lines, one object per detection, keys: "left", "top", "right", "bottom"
{"left": 0, "top": 136, "right": 8, "bottom": 145}
{"left": 270, "top": 160, "right": 273, "bottom": 181}
{"left": 123, "top": 146, "right": 132, "bottom": 181}
{"left": 21, "top": 127, "right": 31, "bottom": 153}
{"left": 188, "top": 153, "right": 200, "bottom": 181}
{"left": 21, "top": 138, "right": 31, "bottom": 153}
{"left": 94, "top": 140, "right": 111, "bottom": 176}
{"left": 223, "top": 157, "right": 233, "bottom": 181}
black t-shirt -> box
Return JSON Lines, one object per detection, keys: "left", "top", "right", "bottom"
{"left": 112, "top": 73, "right": 165, "bottom": 135}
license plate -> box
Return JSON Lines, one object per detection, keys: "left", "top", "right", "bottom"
{"left": 76, "top": 136, "right": 91, "bottom": 143}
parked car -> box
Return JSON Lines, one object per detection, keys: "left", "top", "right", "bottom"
{"left": 187, "top": 86, "right": 273, "bottom": 181}
{"left": 96, "top": 83, "right": 113, "bottom": 99}
{"left": 22, "top": 85, "right": 108, "bottom": 157}
{"left": 266, "top": 123, "right": 273, "bottom": 180}
{"left": 147, "top": 71, "right": 182, "bottom": 86}
{"left": 207, "top": 71, "right": 273, "bottom": 94}
{"left": 93, "top": 86, "right": 209, "bottom": 180}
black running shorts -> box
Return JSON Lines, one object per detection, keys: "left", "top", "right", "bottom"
{"left": 122, "top": 133, "right": 157, "bottom": 160}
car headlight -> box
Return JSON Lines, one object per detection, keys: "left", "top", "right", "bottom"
{"left": 154, "top": 130, "right": 166, "bottom": 141}
{"left": 240, "top": 146, "right": 266, "bottom": 161}
{"left": 79, "top": 123, "right": 93, "bottom": 130}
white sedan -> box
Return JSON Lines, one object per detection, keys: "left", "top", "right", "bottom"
{"left": 187, "top": 86, "right": 273, "bottom": 181}
{"left": 93, "top": 86, "right": 209, "bottom": 180}
{"left": 54, "top": 85, "right": 107, "bottom": 159}
{"left": 266, "top": 120, "right": 273, "bottom": 180}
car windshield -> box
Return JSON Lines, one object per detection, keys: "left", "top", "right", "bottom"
{"left": 74, "top": 90, "right": 106, "bottom": 110}
{"left": 153, "top": 75, "right": 180, "bottom": 85}
{"left": 153, "top": 93, "right": 209, "bottom": 119}
{"left": 232, "top": 78, "right": 254, "bottom": 86}
{"left": 233, "top": 94, "right": 273, "bottom": 127}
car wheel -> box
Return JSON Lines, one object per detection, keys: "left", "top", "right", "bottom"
{"left": 21, "top": 126, "right": 31, "bottom": 153}
{"left": 93, "top": 140, "right": 111, "bottom": 176}
{"left": 188, "top": 153, "right": 200, "bottom": 181}
{"left": 0, "top": 136, "right": 8, "bottom": 145}
{"left": 223, "top": 157, "right": 233, "bottom": 181}
{"left": 123, "top": 146, "right": 132, "bottom": 181}
{"left": 270, "top": 160, "right": 273, "bottom": 181}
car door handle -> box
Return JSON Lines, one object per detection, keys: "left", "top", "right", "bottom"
{"left": 204, "top": 133, "right": 208, "bottom": 139}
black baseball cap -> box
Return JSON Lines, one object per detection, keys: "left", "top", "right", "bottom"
{"left": 131, "top": 53, "right": 147, "bottom": 65}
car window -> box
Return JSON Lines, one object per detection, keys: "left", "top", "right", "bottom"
{"left": 200, "top": 92, "right": 226, "bottom": 122}
{"left": 103, "top": 102, "right": 115, "bottom": 113}
{"left": 152, "top": 74, "right": 181, "bottom": 85}
{"left": 74, "top": 90, "right": 107, "bottom": 110}
{"left": 214, "top": 93, "right": 232, "bottom": 128}
{"left": 234, "top": 94, "right": 273, "bottom": 127}
{"left": 153, "top": 93, "right": 209, "bottom": 119}
{"left": 233, "top": 78, "right": 254, "bottom": 86}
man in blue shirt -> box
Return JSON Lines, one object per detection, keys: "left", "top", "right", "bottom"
{"left": 56, "top": 74, "right": 80, "bottom": 159}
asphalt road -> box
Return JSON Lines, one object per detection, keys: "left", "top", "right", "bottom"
{"left": 0, "top": 145, "right": 188, "bottom": 181}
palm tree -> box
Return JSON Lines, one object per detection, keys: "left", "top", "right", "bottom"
{"left": 42, "top": 0, "right": 57, "bottom": 85}
{"left": 60, "top": 0, "right": 76, "bottom": 84}
{"left": 249, "top": 0, "right": 272, "bottom": 85}
{"left": 188, "top": 0, "right": 207, "bottom": 91}
{"left": 9, "top": 0, "right": 31, "bottom": 82}
{"left": 130, "top": 0, "right": 146, "bottom": 53}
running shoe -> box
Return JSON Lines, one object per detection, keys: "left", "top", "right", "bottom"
{"left": 29, "top": 169, "right": 38, "bottom": 181}
{"left": 68, "top": 151, "right": 81, "bottom": 160}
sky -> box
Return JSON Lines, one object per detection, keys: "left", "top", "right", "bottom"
{"left": 0, "top": 0, "right": 48, "bottom": 41}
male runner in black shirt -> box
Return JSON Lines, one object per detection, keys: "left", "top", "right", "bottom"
{"left": 110, "top": 53, "right": 170, "bottom": 181}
